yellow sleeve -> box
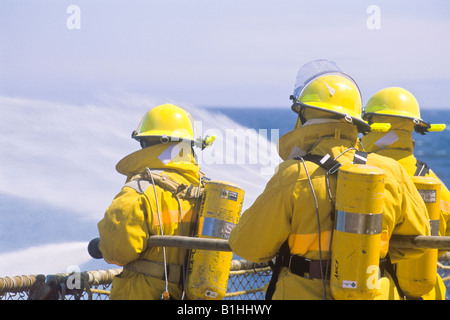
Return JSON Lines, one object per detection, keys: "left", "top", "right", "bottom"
{"left": 383, "top": 166, "right": 431, "bottom": 262}
{"left": 229, "top": 171, "right": 293, "bottom": 263}
{"left": 427, "top": 170, "right": 450, "bottom": 238}
{"left": 439, "top": 185, "right": 450, "bottom": 237}
{"left": 97, "top": 188, "right": 150, "bottom": 266}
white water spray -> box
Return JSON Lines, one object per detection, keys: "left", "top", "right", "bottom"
{"left": 0, "top": 94, "right": 280, "bottom": 276}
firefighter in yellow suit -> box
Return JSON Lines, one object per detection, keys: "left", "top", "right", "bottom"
{"left": 361, "top": 87, "right": 450, "bottom": 299}
{"left": 228, "top": 60, "right": 430, "bottom": 300}
{"left": 97, "top": 104, "right": 204, "bottom": 300}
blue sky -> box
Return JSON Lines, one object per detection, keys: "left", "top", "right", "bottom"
{"left": 1, "top": 0, "right": 449, "bottom": 108}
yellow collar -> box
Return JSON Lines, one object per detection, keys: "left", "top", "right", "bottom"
{"left": 277, "top": 122, "right": 361, "bottom": 161}
{"left": 115, "top": 142, "right": 200, "bottom": 183}
{"left": 361, "top": 130, "right": 414, "bottom": 154}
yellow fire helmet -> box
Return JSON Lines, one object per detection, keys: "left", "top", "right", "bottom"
{"left": 291, "top": 59, "right": 370, "bottom": 133}
{"left": 132, "top": 103, "right": 196, "bottom": 143}
{"left": 363, "top": 87, "right": 446, "bottom": 134}
{"left": 132, "top": 103, "right": 216, "bottom": 150}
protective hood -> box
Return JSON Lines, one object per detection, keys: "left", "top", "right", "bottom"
{"left": 115, "top": 142, "right": 200, "bottom": 184}
{"left": 361, "top": 116, "right": 415, "bottom": 155}
{"left": 277, "top": 120, "right": 362, "bottom": 161}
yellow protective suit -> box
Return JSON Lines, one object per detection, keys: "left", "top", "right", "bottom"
{"left": 228, "top": 120, "right": 430, "bottom": 300}
{"left": 361, "top": 116, "right": 450, "bottom": 300}
{"left": 98, "top": 142, "right": 202, "bottom": 300}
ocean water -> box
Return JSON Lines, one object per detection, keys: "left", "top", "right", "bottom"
{"left": 0, "top": 98, "right": 449, "bottom": 289}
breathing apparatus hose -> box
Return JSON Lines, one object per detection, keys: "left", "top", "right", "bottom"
{"left": 180, "top": 175, "right": 202, "bottom": 300}
{"left": 174, "top": 195, "right": 186, "bottom": 299}
{"left": 145, "top": 167, "right": 170, "bottom": 300}
{"left": 297, "top": 157, "right": 328, "bottom": 299}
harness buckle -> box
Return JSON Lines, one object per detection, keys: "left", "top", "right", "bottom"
{"left": 328, "top": 162, "right": 342, "bottom": 175}
{"left": 288, "top": 255, "right": 294, "bottom": 270}
{"left": 303, "top": 258, "right": 312, "bottom": 279}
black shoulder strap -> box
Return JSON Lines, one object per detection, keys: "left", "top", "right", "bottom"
{"left": 297, "top": 151, "right": 368, "bottom": 173}
{"left": 380, "top": 254, "right": 406, "bottom": 300}
{"left": 265, "top": 240, "right": 290, "bottom": 300}
{"left": 298, "top": 153, "right": 342, "bottom": 174}
{"left": 414, "top": 159, "right": 430, "bottom": 177}
{"left": 353, "top": 151, "right": 368, "bottom": 164}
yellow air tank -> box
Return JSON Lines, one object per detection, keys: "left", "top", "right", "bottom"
{"left": 396, "top": 176, "right": 441, "bottom": 298}
{"left": 186, "top": 180, "right": 244, "bottom": 300}
{"left": 330, "top": 164, "right": 385, "bottom": 300}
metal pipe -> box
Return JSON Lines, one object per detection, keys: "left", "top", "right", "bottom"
{"left": 389, "top": 235, "right": 450, "bottom": 251}
{"left": 147, "top": 235, "right": 232, "bottom": 251}
{"left": 88, "top": 236, "right": 232, "bottom": 260}
{"left": 88, "top": 235, "right": 450, "bottom": 260}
